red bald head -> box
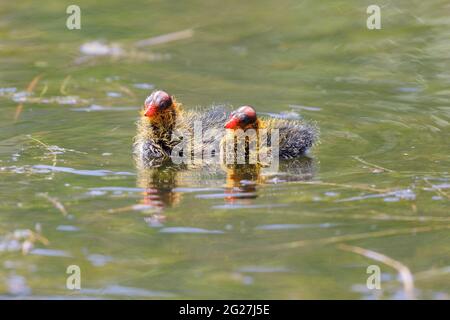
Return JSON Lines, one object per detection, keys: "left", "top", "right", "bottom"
{"left": 144, "top": 90, "right": 173, "bottom": 118}
{"left": 225, "top": 105, "right": 258, "bottom": 130}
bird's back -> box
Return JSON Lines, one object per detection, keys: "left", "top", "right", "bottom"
{"left": 263, "top": 118, "right": 318, "bottom": 159}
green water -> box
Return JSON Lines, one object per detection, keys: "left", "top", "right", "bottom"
{"left": 0, "top": 0, "right": 449, "bottom": 299}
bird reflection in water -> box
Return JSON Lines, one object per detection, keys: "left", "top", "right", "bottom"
{"left": 223, "top": 156, "right": 316, "bottom": 205}
{"left": 135, "top": 156, "right": 315, "bottom": 222}
{"left": 224, "top": 164, "right": 260, "bottom": 204}
{"left": 136, "top": 160, "right": 183, "bottom": 226}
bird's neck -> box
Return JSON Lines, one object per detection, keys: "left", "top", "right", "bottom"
{"left": 221, "top": 120, "right": 264, "bottom": 165}
{"left": 148, "top": 104, "right": 180, "bottom": 142}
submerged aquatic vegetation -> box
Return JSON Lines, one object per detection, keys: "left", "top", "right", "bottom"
{"left": 0, "top": 0, "right": 449, "bottom": 300}
{"left": 0, "top": 226, "right": 49, "bottom": 255}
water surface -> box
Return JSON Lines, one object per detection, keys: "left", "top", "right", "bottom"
{"left": 0, "top": 0, "right": 449, "bottom": 299}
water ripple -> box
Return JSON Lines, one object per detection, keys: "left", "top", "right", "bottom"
{"left": 56, "top": 225, "right": 80, "bottom": 232}
{"left": 255, "top": 223, "right": 338, "bottom": 230}
{"left": 237, "top": 266, "right": 290, "bottom": 273}
{"left": 159, "top": 227, "right": 225, "bottom": 234}
{"left": 336, "top": 189, "right": 416, "bottom": 203}
{"left": 81, "top": 285, "right": 174, "bottom": 298}
{"left": 212, "top": 203, "right": 288, "bottom": 210}
{"left": 71, "top": 105, "right": 138, "bottom": 112}
{"left": 33, "top": 165, "right": 134, "bottom": 176}
{"left": 196, "top": 192, "right": 257, "bottom": 199}
{"left": 30, "top": 248, "right": 72, "bottom": 257}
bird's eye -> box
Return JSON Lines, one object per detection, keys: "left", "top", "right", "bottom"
{"left": 154, "top": 92, "right": 172, "bottom": 109}
{"left": 158, "top": 96, "right": 172, "bottom": 109}
{"left": 238, "top": 113, "right": 248, "bottom": 122}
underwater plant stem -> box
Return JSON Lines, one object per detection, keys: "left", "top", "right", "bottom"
{"left": 337, "top": 243, "right": 415, "bottom": 300}
{"left": 289, "top": 180, "right": 391, "bottom": 193}
{"left": 37, "top": 193, "right": 68, "bottom": 217}
{"left": 14, "top": 74, "right": 43, "bottom": 122}
{"left": 272, "top": 225, "right": 450, "bottom": 250}
{"left": 423, "top": 178, "right": 450, "bottom": 200}
{"left": 352, "top": 156, "right": 394, "bottom": 173}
